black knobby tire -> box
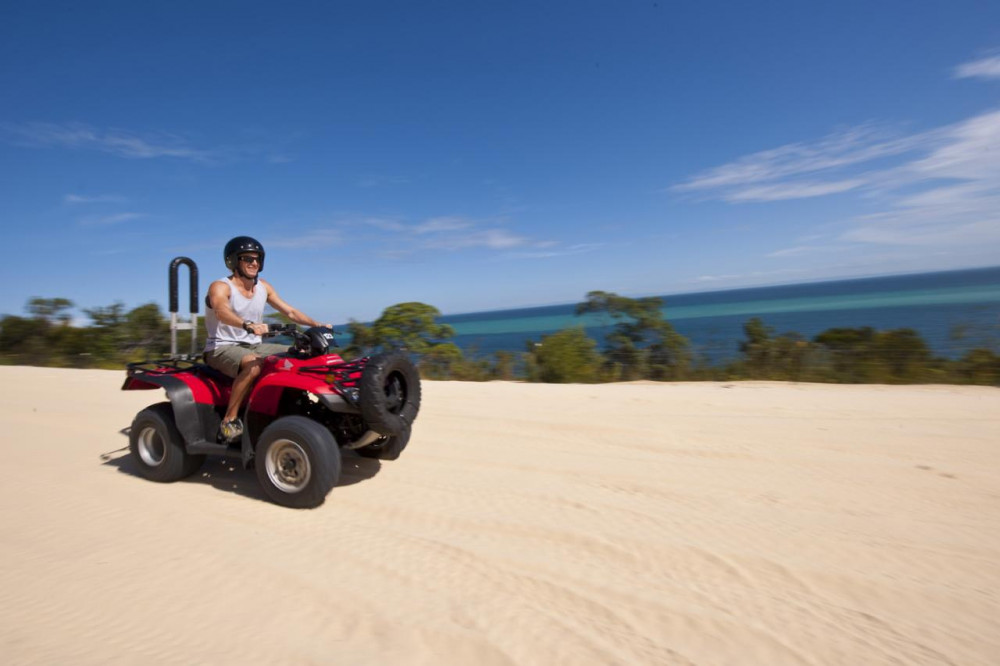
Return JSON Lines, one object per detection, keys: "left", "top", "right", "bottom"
{"left": 129, "top": 402, "right": 205, "bottom": 482}
{"left": 357, "top": 424, "right": 411, "bottom": 461}
{"left": 255, "top": 416, "right": 341, "bottom": 509}
{"left": 358, "top": 352, "right": 421, "bottom": 437}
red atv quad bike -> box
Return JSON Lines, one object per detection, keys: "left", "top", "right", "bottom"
{"left": 121, "top": 258, "right": 420, "bottom": 508}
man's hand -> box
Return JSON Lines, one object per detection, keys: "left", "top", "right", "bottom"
{"left": 247, "top": 322, "right": 269, "bottom": 336}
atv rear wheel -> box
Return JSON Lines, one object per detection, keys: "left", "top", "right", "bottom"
{"left": 358, "top": 352, "right": 421, "bottom": 437}
{"left": 129, "top": 402, "right": 205, "bottom": 482}
{"left": 357, "top": 424, "right": 411, "bottom": 461}
{"left": 255, "top": 416, "right": 341, "bottom": 508}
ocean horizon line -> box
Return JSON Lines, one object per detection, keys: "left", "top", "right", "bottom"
{"left": 433, "top": 265, "right": 1000, "bottom": 321}
{"left": 426, "top": 265, "right": 1000, "bottom": 321}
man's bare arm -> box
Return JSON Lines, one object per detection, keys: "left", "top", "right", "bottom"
{"left": 263, "top": 280, "right": 328, "bottom": 328}
{"left": 208, "top": 281, "right": 242, "bottom": 327}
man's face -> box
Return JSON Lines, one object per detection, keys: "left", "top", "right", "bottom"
{"left": 238, "top": 253, "right": 261, "bottom": 274}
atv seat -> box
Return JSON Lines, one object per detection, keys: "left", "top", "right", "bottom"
{"left": 194, "top": 362, "right": 235, "bottom": 386}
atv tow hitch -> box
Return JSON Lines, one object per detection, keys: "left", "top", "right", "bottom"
{"left": 343, "top": 430, "right": 385, "bottom": 450}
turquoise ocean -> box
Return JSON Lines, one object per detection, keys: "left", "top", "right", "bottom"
{"left": 434, "top": 267, "right": 1000, "bottom": 364}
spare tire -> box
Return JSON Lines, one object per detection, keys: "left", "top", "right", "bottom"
{"left": 358, "top": 352, "right": 421, "bottom": 436}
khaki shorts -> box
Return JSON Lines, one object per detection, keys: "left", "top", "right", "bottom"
{"left": 204, "top": 343, "right": 290, "bottom": 378}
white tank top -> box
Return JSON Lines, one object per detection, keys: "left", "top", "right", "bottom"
{"left": 204, "top": 277, "right": 269, "bottom": 351}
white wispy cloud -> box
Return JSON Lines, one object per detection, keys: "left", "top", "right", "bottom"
{"left": 672, "top": 99, "right": 1000, "bottom": 252}
{"left": 727, "top": 179, "right": 865, "bottom": 202}
{"left": 359, "top": 217, "right": 408, "bottom": 232}
{"left": 357, "top": 174, "right": 410, "bottom": 188}
{"left": 412, "top": 216, "right": 473, "bottom": 234}
{"left": 65, "top": 193, "right": 126, "bottom": 204}
{"left": 840, "top": 110, "right": 1000, "bottom": 246}
{"left": 266, "top": 228, "right": 343, "bottom": 249}
{"left": 358, "top": 215, "right": 477, "bottom": 236}
{"left": 672, "top": 125, "right": 928, "bottom": 197}
{"left": 357, "top": 215, "right": 529, "bottom": 251}
{"left": 421, "top": 228, "right": 529, "bottom": 250}
{"left": 1, "top": 122, "right": 213, "bottom": 161}
{"left": 348, "top": 213, "right": 585, "bottom": 259}
{"left": 954, "top": 53, "right": 1000, "bottom": 80}
{"left": 78, "top": 212, "right": 146, "bottom": 226}
{"left": 689, "top": 268, "right": 804, "bottom": 284}
{"left": 505, "top": 243, "right": 605, "bottom": 259}
{"left": 766, "top": 245, "right": 826, "bottom": 258}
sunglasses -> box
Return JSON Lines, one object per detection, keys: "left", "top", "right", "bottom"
{"left": 239, "top": 255, "right": 261, "bottom": 264}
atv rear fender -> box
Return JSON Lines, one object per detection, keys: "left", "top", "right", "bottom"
{"left": 122, "top": 370, "right": 225, "bottom": 452}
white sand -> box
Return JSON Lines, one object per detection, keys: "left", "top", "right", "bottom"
{"left": 0, "top": 366, "right": 998, "bottom": 665}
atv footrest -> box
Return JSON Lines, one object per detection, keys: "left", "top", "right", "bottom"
{"left": 187, "top": 439, "right": 240, "bottom": 456}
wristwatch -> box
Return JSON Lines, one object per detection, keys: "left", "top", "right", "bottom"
{"left": 242, "top": 320, "right": 254, "bottom": 332}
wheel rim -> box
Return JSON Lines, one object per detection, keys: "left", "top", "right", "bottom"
{"left": 137, "top": 426, "right": 166, "bottom": 467}
{"left": 383, "top": 371, "right": 407, "bottom": 414}
{"left": 264, "top": 439, "right": 312, "bottom": 494}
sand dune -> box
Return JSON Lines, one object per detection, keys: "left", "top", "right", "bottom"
{"left": 0, "top": 366, "right": 998, "bottom": 665}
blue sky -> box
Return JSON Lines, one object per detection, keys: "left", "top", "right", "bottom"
{"left": 2, "top": 1, "right": 999, "bottom": 324}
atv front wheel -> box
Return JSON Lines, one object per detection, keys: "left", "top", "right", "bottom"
{"left": 255, "top": 416, "right": 341, "bottom": 508}
{"left": 129, "top": 402, "right": 205, "bottom": 482}
{"left": 358, "top": 352, "right": 421, "bottom": 436}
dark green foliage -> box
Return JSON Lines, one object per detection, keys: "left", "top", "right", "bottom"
{"left": 2, "top": 301, "right": 91, "bottom": 367}
{"left": 2, "top": 296, "right": 997, "bottom": 386}
{"left": 2, "top": 298, "right": 177, "bottom": 368}
{"left": 491, "top": 350, "right": 517, "bottom": 381}
{"left": 576, "top": 290, "right": 691, "bottom": 380}
{"left": 27, "top": 297, "right": 75, "bottom": 325}
{"left": 528, "top": 327, "right": 601, "bottom": 383}
{"left": 813, "top": 326, "right": 933, "bottom": 383}
{"left": 876, "top": 329, "right": 932, "bottom": 382}
{"left": 952, "top": 348, "right": 1000, "bottom": 385}
{"left": 419, "top": 342, "right": 465, "bottom": 380}
{"left": 736, "top": 317, "right": 822, "bottom": 381}
{"left": 342, "top": 319, "right": 376, "bottom": 358}
{"left": 814, "top": 327, "right": 879, "bottom": 382}
{"left": 81, "top": 301, "right": 173, "bottom": 364}
{"left": 340, "top": 302, "right": 481, "bottom": 379}
{"left": 0, "top": 315, "right": 48, "bottom": 364}
{"left": 344, "top": 302, "right": 455, "bottom": 357}
{"left": 124, "top": 303, "right": 172, "bottom": 360}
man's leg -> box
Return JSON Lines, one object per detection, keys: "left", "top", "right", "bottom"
{"left": 221, "top": 342, "right": 287, "bottom": 425}
{"left": 223, "top": 354, "right": 265, "bottom": 423}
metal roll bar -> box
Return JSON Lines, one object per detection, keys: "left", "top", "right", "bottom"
{"left": 168, "top": 257, "right": 199, "bottom": 358}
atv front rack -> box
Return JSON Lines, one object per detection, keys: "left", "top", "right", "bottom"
{"left": 299, "top": 359, "right": 366, "bottom": 406}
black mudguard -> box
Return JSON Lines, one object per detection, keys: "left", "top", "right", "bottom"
{"left": 123, "top": 374, "right": 219, "bottom": 451}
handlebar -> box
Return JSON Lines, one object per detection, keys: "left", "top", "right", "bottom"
{"left": 263, "top": 323, "right": 337, "bottom": 338}
{"left": 263, "top": 323, "right": 299, "bottom": 337}
{"left": 261, "top": 323, "right": 339, "bottom": 357}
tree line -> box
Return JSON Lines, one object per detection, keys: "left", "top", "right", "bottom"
{"left": 2, "top": 295, "right": 998, "bottom": 386}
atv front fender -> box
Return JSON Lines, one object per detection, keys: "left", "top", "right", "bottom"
{"left": 246, "top": 372, "right": 358, "bottom": 416}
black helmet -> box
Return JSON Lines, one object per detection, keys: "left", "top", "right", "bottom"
{"left": 224, "top": 236, "right": 265, "bottom": 272}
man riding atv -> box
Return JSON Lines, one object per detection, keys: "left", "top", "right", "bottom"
{"left": 124, "top": 252, "right": 420, "bottom": 508}
{"left": 204, "top": 236, "right": 329, "bottom": 442}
